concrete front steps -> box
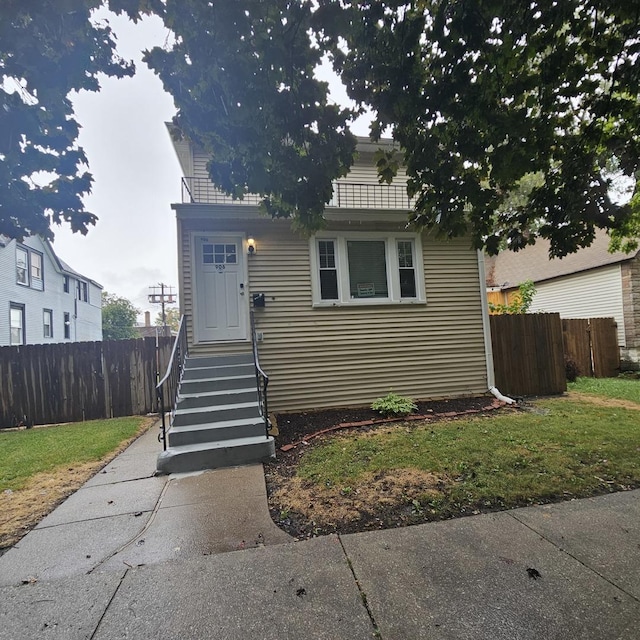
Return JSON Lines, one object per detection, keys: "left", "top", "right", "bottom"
{"left": 157, "top": 353, "right": 275, "bottom": 474}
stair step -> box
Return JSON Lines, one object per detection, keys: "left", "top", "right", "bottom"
{"left": 182, "top": 363, "right": 255, "bottom": 381}
{"left": 179, "top": 375, "right": 256, "bottom": 394}
{"left": 168, "top": 416, "right": 266, "bottom": 446}
{"left": 172, "top": 401, "right": 260, "bottom": 427}
{"left": 156, "top": 435, "right": 276, "bottom": 474}
{"left": 177, "top": 388, "right": 258, "bottom": 410}
{"left": 185, "top": 353, "right": 253, "bottom": 368}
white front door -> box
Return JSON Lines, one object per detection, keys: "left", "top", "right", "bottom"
{"left": 194, "top": 235, "right": 248, "bottom": 342}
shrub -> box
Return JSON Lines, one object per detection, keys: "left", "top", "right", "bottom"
{"left": 371, "top": 392, "right": 417, "bottom": 417}
{"left": 565, "top": 357, "right": 580, "bottom": 382}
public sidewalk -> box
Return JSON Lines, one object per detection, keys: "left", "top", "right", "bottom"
{"left": 0, "top": 424, "right": 639, "bottom": 639}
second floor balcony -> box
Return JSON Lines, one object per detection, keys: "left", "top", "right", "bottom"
{"left": 181, "top": 177, "right": 415, "bottom": 210}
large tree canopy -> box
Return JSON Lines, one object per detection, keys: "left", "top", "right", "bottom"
{"left": 144, "top": 0, "right": 357, "bottom": 231}
{"left": 148, "top": 0, "right": 640, "bottom": 257}
{"left": 0, "top": 0, "right": 150, "bottom": 240}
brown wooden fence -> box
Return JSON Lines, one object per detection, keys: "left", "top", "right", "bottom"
{"left": 490, "top": 313, "right": 620, "bottom": 397}
{"left": 562, "top": 317, "right": 619, "bottom": 378}
{"left": 0, "top": 337, "right": 174, "bottom": 429}
{"left": 490, "top": 313, "right": 567, "bottom": 397}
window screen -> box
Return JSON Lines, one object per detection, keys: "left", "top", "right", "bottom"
{"left": 397, "top": 240, "right": 417, "bottom": 298}
{"left": 318, "top": 240, "right": 338, "bottom": 300}
{"left": 347, "top": 240, "right": 388, "bottom": 298}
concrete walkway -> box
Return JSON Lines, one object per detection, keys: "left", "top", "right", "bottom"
{"left": 0, "top": 425, "right": 639, "bottom": 639}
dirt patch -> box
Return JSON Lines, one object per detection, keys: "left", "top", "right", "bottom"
{"left": 271, "top": 468, "right": 446, "bottom": 535}
{"left": 565, "top": 391, "right": 640, "bottom": 411}
{"left": 0, "top": 418, "right": 155, "bottom": 552}
{"left": 267, "top": 395, "right": 511, "bottom": 538}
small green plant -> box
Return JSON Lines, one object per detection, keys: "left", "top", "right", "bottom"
{"left": 371, "top": 392, "right": 417, "bottom": 417}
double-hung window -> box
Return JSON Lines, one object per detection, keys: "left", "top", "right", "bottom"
{"left": 10, "top": 304, "right": 25, "bottom": 345}
{"left": 77, "top": 281, "right": 88, "bottom": 302}
{"left": 43, "top": 309, "right": 53, "bottom": 338}
{"left": 16, "top": 245, "right": 44, "bottom": 290}
{"left": 311, "top": 233, "right": 425, "bottom": 306}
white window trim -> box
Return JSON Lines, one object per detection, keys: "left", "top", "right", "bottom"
{"left": 310, "top": 231, "right": 426, "bottom": 307}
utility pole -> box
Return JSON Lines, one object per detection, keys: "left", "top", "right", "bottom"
{"left": 148, "top": 283, "right": 176, "bottom": 336}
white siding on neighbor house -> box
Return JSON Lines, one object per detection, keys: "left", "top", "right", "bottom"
{"left": 178, "top": 214, "right": 489, "bottom": 412}
{"left": 0, "top": 236, "right": 102, "bottom": 345}
{"left": 529, "top": 264, "right": 625, "bottom": 346}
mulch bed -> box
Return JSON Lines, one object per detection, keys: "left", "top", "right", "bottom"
{"left": 273, "top": 396, "right": 504, "bottom": 448}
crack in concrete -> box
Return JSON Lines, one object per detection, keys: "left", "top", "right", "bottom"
{"left": 89, "top": 568, "right": 129, "bottom": 640}
{"left": 86, "top": 477, "right": 172, "bottom": 574}
{"left": 337, "top": 534, "right": 383, "bottom": 639}
{"left": 508, "top": 511, "right": 640, "bottom": 603}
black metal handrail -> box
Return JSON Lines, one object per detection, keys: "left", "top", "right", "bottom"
{"left": 250, "top": 310, "right": 270, "bottom": 436}
{"left": 156, "top": 314, "right": 188, "bottom": 450}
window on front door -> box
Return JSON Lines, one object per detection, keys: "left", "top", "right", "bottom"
{"left": 203, "top": 243, "right": 237, "bottom": 265}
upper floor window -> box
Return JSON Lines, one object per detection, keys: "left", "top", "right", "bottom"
{"left": 16, "top": 247, "right": 28, "bottom": 285}
{"left": 77, "top": 281, "right": 88, "bottom": 302}
{"left": 16, "top": 246, "right": 44, "bottom": 290}
{"left": 310, "top": 232, "right": 425, "bottom": 307}
{"left": 31, "top": 252, "right": 42, "bottom": 286}
{"left": 63, "top": 275, "right": 70, "bottom": 293}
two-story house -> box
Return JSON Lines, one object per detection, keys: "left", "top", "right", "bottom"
{"left": 0, "top": 234, "right": 102, "bottom": 346}
{"left": 156, "top": 133, "right": 496, "bottom": 473}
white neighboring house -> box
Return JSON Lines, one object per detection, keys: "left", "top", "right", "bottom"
{"left": 0, "top": 234, "right": 102, "bottom": 346}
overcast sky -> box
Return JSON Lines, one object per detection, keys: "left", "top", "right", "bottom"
{"left": 50, "top": 11, "right": 370, "bottom": 324}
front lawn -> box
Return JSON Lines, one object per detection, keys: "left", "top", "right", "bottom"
{"left": 0, "top": 417, "right": 150, "bottom": 492}
{"left": 0, "top": 416, "right": 153, "bottom": 550}
{"left": 267, "top": 396, "right": 640, "bottom": 538}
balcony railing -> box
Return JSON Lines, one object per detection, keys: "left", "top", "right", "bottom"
{"left": 181, "top": 177, "right": 415, "bottom": 210}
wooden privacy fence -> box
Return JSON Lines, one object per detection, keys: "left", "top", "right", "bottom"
{"left": 490, "top": 313, "right": 566, "bottom": 397}
{"left": 490, "top": 313, "right": 620, "bottom": 397}
{"left": 0, "top": 337, "right": 174, "bottom": 429}
{"left": 562, "top": 317, "right": 619, "bottom": 378}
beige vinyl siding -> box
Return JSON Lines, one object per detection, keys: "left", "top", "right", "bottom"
{"left": 529, "top": 264, "right": 626, "bottom": 347}
{"left": 180, "top": 215, "right": 489, "bottom": 411}
{"left": 192, "top": 149, "right": 408, "bottom": 185}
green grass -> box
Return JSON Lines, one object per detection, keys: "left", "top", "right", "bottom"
{"left": 0, "top": 417, "right": 149, "bottom": 491}
{"left": 296, "top": 398, "right": 640, "bottom": 515}
{"left": 568, "top": 376, "right": 640, "bottom": 404}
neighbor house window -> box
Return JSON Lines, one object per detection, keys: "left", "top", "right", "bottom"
{"left": 77, "top": 281, "right": 88, "bottom": 302}
{"left": 16, "top": 247, "right": 28, "bottom": 285}
{"left": 310, "top": 233, "right": 425, "bottom": 306}
{"left": 63, "top": 312, "right": 71, "bottom": 339}
{"left": 10, "top": 304, "right": 25, "bottom": 345}
{"left": 16, "top": 246, "right": 44, "bottom": 290}
{"left": 43, "top": 309, "right": 53, "bottom": 338}
{"left": 31, "top": 252, "right": 42, "bottom": 285}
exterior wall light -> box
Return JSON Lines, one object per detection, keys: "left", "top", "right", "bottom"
{"left": 247, "top": 237, "right": 256, "bottom": 255}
